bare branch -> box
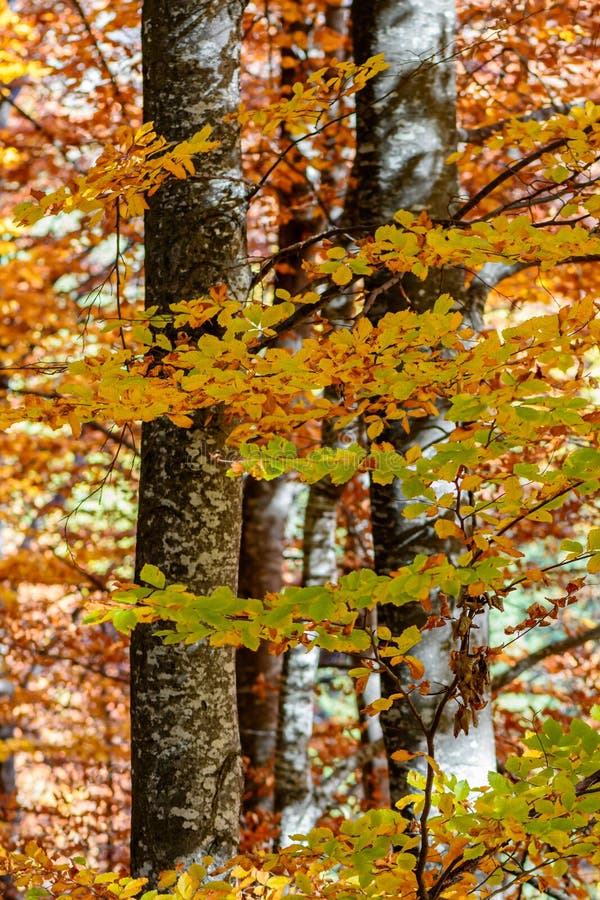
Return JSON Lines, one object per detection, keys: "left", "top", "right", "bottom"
{"left": 493, "top": 623, "right": 600, "bottom": 691}
{"left": 0, "top": 88, "right": 82, "bottom": 171}
{"left": 465, "top": 261, "right": 530, "bottom": 312}
{"left": 575, "top": 768, "right": 600, "bottom": 796}
{"left": 526, "top": 878, "right": 573, "bottom": 900}
{"left": 313, "top": 738, "right": 385, "bottom": 811}
{"left": 32, "top": 648, "right": 128, "bottom": 684}
{"left": 67, "top": 0, "right": 128, "bottom": 112}
{"left": 457, "top": 98, "right": 598, "bottom": 144}
{"left": 455, "top": 129, "right": 591, "bottom": 220}
{"left": 83, "top": 421, "right": 138, "bottom": 455}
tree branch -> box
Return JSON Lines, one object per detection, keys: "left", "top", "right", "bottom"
{"left": 457, "top": 98, "right": 598, "bottom": 144}
{"left": 455, "top": 129, "right": 591, "bottom": 220}
{"left": 526, "top": 878, "right": 573, "bottom": 900}
{"left": 67, "top": 0, "right": 128, "bottom": 112}
{"left": 0, "top": 88, "right": 81, "bottom": 171}
{"left": 32, "top": 648, "right": 128, "bottom": 684}
{"left": 465, "top": 261, "right": 529, "bottom": 310}
{"left": 313, "top": 737, "right": 385, "bottom": 812}
{"left": 493, "top": 623, "right": 600, "bottom": 691}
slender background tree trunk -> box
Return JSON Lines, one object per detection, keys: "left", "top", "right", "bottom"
{"left": 237, "top": 478, "right": 293, "bottom": 811}
{"left": 236, "top": 0, "right": 312, "bottom": 817}
{"left": 130, "top": 0, "right": 248, "bottom": 882}
{"left": 274, "top": 473, "right": 340, "bottom": 845}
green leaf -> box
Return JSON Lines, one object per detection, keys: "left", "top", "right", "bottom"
{"left": 433, "top": 293, "right": 454, "bottom": 315}
{"left": 403, "top": 502, "right": 430, "bottom": 519}
{"left": 560, "top": 539, "right": 583, "bottom": 554}
{"left": 140, "top": 563, "right": 166, "bottom": 589}
{"left": 462, "top": 843, "right": 485, "bottom": 861}
{"left": 113, "top": 609, "right": 139, "bottom": 633}
{"left": 542, "top": 717, "right": 563, "bottom": 744}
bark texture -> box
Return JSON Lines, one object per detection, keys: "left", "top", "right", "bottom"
{"left": 352, "top": 0, "right": 496, "bottom": 804}
{"left": 131, "top": 0, "right": 248, "bottom": 881}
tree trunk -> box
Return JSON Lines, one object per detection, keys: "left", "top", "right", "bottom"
{"left": 274, "top": 475, "right": 341, "bottom": 845}
{"left": 131, "top": 0, "right": 248, "bottom": 882}
{"left": 235, "top": 0, "right": 311, "bottom": 815}
{"left": 352, "top": 0, "right": 496, "bottom": 805}
{"left": 271, "top": 1, "right": 344, "bottom": 842}
{"left": 236, "top": 478, "right": 294, "bottom": 811}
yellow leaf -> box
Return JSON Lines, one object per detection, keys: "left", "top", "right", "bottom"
{"left": 332, "top": 263, "right": 352, "bottom": 285}
{"left": 434, "top": 518, "right": 463, "bottom": 540}
{"left": 94, "top": 873, "right": 120, "bottom": 885}
{"left": 527, "top": 509, "right": 553, "bottom": 523}
{"left": 391, "top": 749, "right": 418, "bottom": 761}
{"left": 134, "top": 122, "right": 156, "bottom": 142}
{"left": 162, "top": 157, "right": 188, "bottom": 179}
{"left": 587, "top": 528, "right": 600, "bottom": 551}
{"left": 404, "top": 655, "right": 425, "bottom": 680}
{"left": 367, "top": 419, "right": 384, "bottom": 439}
{"left": 118, "top": 880, "right": 147, "bottom": 899}
{"left": 405, "top": 445, "right": 422, "bottom": 463}
{"left": 68, "top": 412, "right": 82, "bottom": 439}
{"left": 370, "top": 697, "right": 394, "bottom": 712}
{"left": 472, "top": 533, "right": 489, "bottom": 552}
{"left": 587, "top": 554, "right": 600, "bottom": 575}
{"left": 157, "top": 871, "right": 178, "bottom": 889}
{"left": 395, "top": 792, "right": 423, "bottom": 810}
{"left": 168, "top": 414, "right": 194, "bottom": 428}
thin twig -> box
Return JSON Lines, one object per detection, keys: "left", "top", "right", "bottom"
{"left": 68, "top": 0, "right": 128, "bottom": 112}
{"left": 493, "top": 623, "right": 600, "bottom": 691}
{"left": 455, "top": 129, "right": 592, "bottom": 219}
{"left": 457, "top": 98, "right": 598, "bottom": 144}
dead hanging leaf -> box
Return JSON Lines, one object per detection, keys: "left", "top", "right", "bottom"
{"left": 404, "top": 655, "right": 425, "bottom": 680}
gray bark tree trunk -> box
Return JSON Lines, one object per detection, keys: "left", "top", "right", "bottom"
{"left": 274, "top": 475, "right": 340, "bottom": 845}
{"left": 236, "top": 0, "right": 312, "bottom": 816}
{"left": 271, "top": 1, "right": 347, "bottom": 842}
{"left": 275, "top": 346, "right": 355, "bottom": 842}
{"left": 131, "top": 0, "right": 248, "bottom": 882}
{"left": 352, "top": 0, "right": 496, "bottom": 805}
{"left": 236, "top": 478, "right": 294, "bottom": 811}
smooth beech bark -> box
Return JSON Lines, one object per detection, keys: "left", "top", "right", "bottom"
{"left": 352, "top": 0, "right": 496, "bottom": 805}
{"left": 131, "top": 0, "right": 248, "bottom": 881}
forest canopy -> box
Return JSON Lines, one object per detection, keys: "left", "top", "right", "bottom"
{"left": 1, "top": 1, "right": 600, "bottom": 899}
